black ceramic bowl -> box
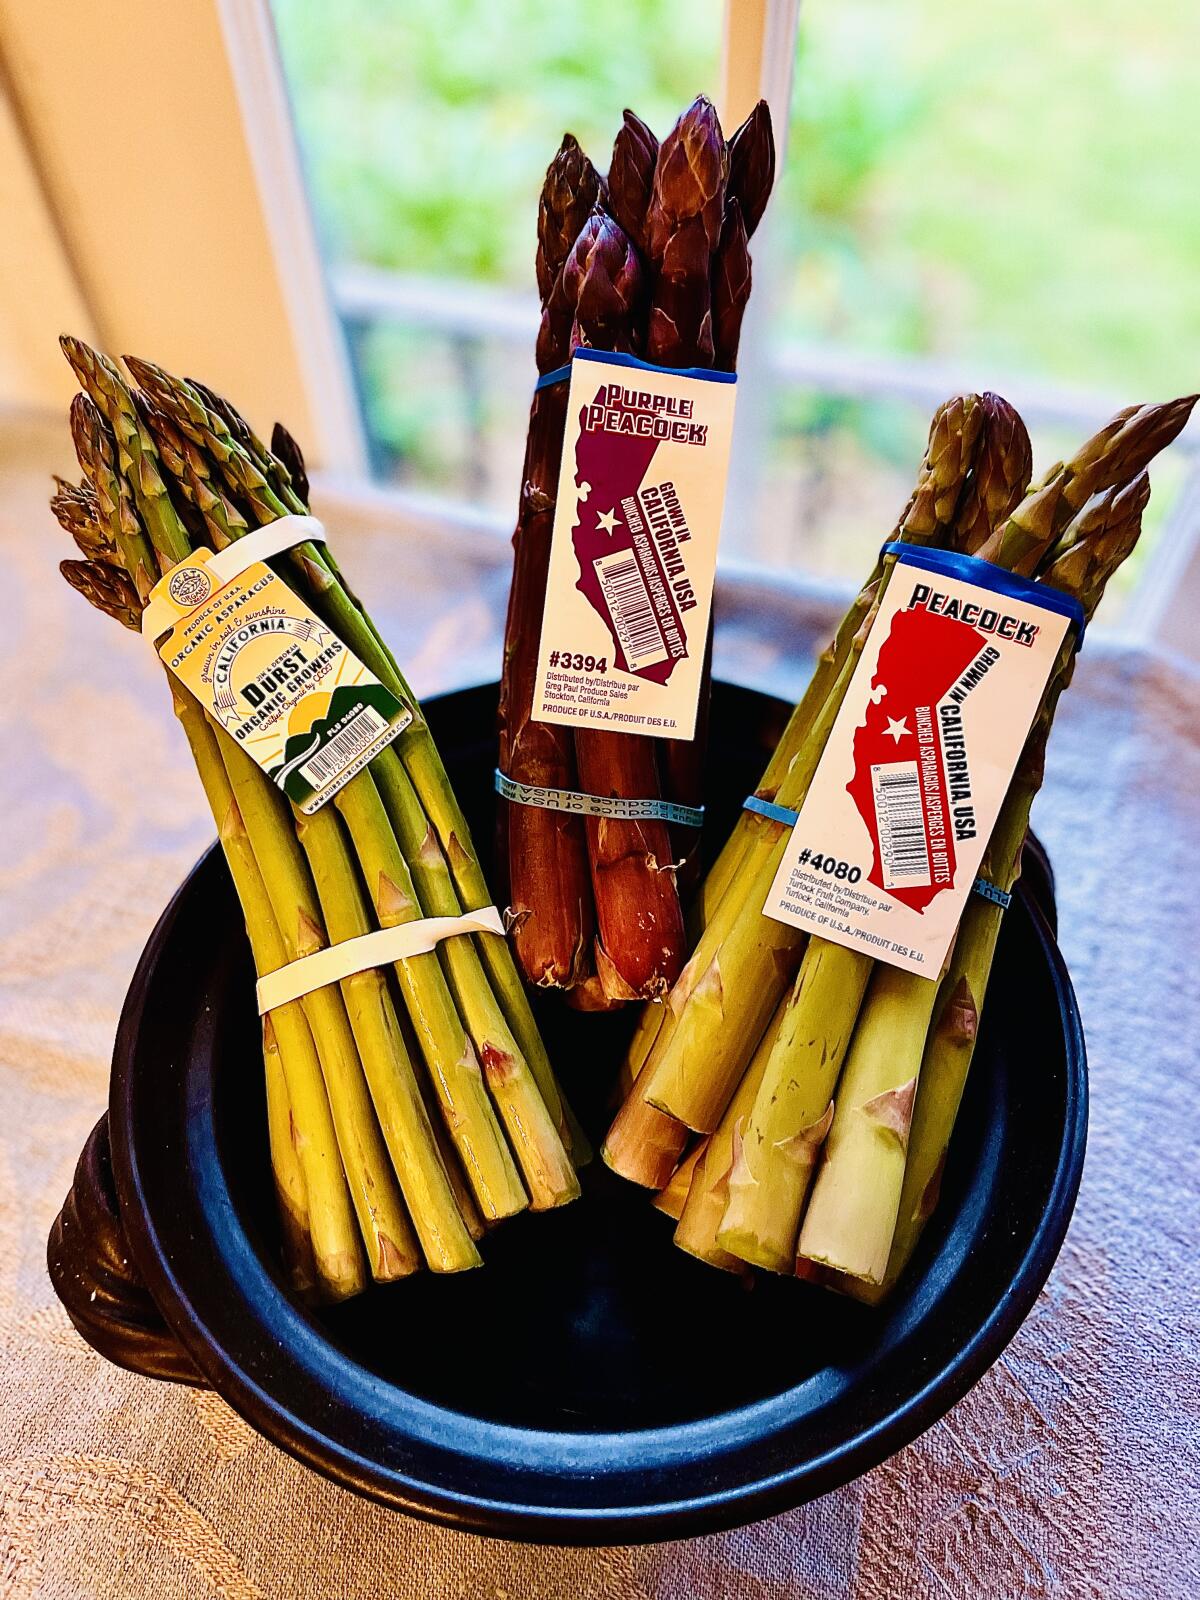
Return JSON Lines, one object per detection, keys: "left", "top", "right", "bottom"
{"left": 85, "top": 681, "right": 1085, "bottom": 1543}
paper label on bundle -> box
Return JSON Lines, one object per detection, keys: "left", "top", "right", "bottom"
{"left": 763, "top": 549, "right": 1075, "bottom": 976}
{"left": 148, "top": 548, "right": 411, "bottom": 813}
{"left": 531, "top": 349, "right": 737, "bottom": 742}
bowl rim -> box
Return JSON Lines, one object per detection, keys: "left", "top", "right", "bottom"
{"left": 107, "top": 682, "right": 1088, "bottom": 1545}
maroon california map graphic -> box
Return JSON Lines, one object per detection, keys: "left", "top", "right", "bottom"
{"left": 567, "top": 384, "right": 695, "bottom": 684}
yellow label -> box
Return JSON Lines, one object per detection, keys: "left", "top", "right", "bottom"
{"left": 149, "top": 548, "right": 409, "bottom": 812}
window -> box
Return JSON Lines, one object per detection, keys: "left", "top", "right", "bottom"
{"left": 271, "top": 0, "right": 1198, "bottom": 626}
{"left": 272, "top": 0, "right": 721, "bottom": 508}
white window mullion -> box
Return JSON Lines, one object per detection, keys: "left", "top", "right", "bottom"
{"left": 718, "top": 0, "right": 802, "bottom": 572}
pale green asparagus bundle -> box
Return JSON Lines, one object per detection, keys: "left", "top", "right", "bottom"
{"left": 54, "top": 339, "right": 584, "bottom": 1298}
{"left": 613, "top": 391, "right": 1195, "bottom": 1297}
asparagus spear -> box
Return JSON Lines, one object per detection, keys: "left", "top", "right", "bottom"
{"left": 262, "top": 1015, "right": 318, "bottom": 1297}
{"left": 841, "top": 470, "right": 1160, "bottom": 1300}
{"left": 626, "top": 397, "right": 985, "bottom": 1139}
{"left": 64, "top": 399, "right": 376, "bottom": 1296}
{"left": 180, "top": 698, "right": 377, "bottom": 1297}
{"left": 712, "top": 199, "right": 752, "bottom": 372}
{"left": 673, "top": 996, "right": 786, "bottom": 1271}
{"left": 270, "top": 420, "right": 311, "bottom": 504}
{"left": 606, "top": 110, "right": 658, "bottom": 254}
{"left": 498, "top": 148, "right": 598, "bottom": 991}
{"left": 637, "top": 100, "right": 738, "bottom": 886}
{"left": 59, "top": 557, "right": 142, "bottom": 631}
{"left": 64, "top": 348, "right": 484, "bottom": 1273}
{"left": 716, "top": 941, "right": 872, "bottom": 1271}
{"left": 726, "top": 100, "right": 776, "bottom": 241}
{"left": 651, "top": 1139, "right": 703, "bottom": 1222}
{"left": 644, "top": 100, "right": 726, "bottom": 367}
{"left": 50, "top": 478, "right": 109, "bottom": 560}
{"left": 793, "top": 405, "right": 1192, "bottom": 1289}
{"left": 119, "top": 349, "right": 581, "bottom": 1165}
{"left": 564, "top": 209, "right": 691, "bottom": 1002}
{"left": 791, "top": 961, "right": 943, "bottom": 1283}
{"left": 952, "top": 393, "right": 1034, "bottom": 555}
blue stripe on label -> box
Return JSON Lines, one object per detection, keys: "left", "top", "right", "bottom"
{"left": 880, "top": 541, "right": 1086, "bottom": 646}
{"left": 495, "top": 769, "right": 704, "bottom": 828}
{"left": 537, "top": 347, "right": 738, "bottom": 389}
{"left": 741, "top": 795, "right": 1012, "bottom": 907}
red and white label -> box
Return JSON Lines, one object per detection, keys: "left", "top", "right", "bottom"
{"left": 764, "top": 556, "right": 1072, "bottom": 975}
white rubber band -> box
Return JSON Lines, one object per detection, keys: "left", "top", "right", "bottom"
{"left": 255, "top": 905, "right": 506, "bottom": 1015}
{"left": 140, "top": 514, "right": 327, "bottom": 640}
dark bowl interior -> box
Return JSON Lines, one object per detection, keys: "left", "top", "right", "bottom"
{"left": 111, "top": 680, "right": 1086, "bottom": 1542}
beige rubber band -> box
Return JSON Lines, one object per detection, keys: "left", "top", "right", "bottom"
{"left": 140, "top": 514, "right": 327, "bottom": 641}
{"left": 256, "top": 906, "right": 506, "bottom": 1015}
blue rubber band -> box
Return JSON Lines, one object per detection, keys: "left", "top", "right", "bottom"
{"left": 741, "top": 795, "right": 1010, "bottom": 906}
{"left": 743, "top": 794, "right": 800, "bottom": 827}
{"left": 534, "top": 364, "right": 571, "bottom": 391}
{"left": 496, "top": 769, "right": 704, "bottom": 828}
{"left": 880, "top": 541, "right": 1086, "bottom": 648}
{"left": 970, "top": 876, "right": 1012, "bottom": 909}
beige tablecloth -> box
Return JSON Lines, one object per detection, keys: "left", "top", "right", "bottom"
{"left": 3, "top": 420, "right": 1198, "bottom": 1598}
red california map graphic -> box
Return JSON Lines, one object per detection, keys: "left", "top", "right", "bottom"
{"left": 568, "top": 385, "right": 689, "bottom": 684}
{"left": 845, "top": 606, "right": 985, "bottom": 912}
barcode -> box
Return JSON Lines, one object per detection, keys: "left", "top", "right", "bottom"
{"left": 299, "top": 705, "right": 389, "bottom": 790}
{"left": 593, "top": 550, "right": 669, "bottom": 671}
{"left": 871, "top": 761, "right": 931, "bottom": 889}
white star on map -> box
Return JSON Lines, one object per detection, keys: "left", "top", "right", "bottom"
{"left": 884, "top": 716, "right": 910, "bottom": 744}
{"left": 596, "top": 507, "right": 622, "bottom": 534}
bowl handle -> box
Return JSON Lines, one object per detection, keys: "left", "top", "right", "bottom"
{"left": 47, "top": 1114, "right": 203, "bottom": 1386}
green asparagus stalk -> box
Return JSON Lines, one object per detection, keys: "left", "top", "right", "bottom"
{"left": 716, "top": 941, "right": 872, "bottom": 1272}
{"left": 628, "top": 398, "right": 986, "bottom": 1138}
{"left": 842, "top": 469, "right": 1160, "bottom": 1301}
{"left": 262, "top": 1016, "right": 318, "bottom": 1297}
{"left": 120, "top": 350, "right": 579, "bottom": 1161}
{"left": 793, "top": 961, "right": 944, "bottom": 1283}
{"left": 178, "top": 694, "right": 376, "bottom": 1297}
{"left": 59, "top": 557, "right": 142, "bottom": 632}
{"left": 652, "top": 1139, "right": 703, "bottom": 1222}
{"left": 673, "top": 996, "right": 786, "bottom": 1271}
{"left": 134, "top": 373, "right": 579, "bottom": 1196}
{"left": 65, "top": 353, "right": 478, "bottom": 1275}
{"left": 65, "top": 398, "right": 375, "bottom": 1296}
{"left": 329, "top": 771, "right": 529, "bottom": 1221}
{"left": 367, "top": 758, "right": 579, "bottom": 1209}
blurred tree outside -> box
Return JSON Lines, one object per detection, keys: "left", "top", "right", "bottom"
{"left": 272, "top": 0, "right": 1199, "bottom": 597}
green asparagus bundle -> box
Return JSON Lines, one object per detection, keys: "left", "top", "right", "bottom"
{"left": 53, "top": 339, "right": 584, "bottom": 1301}
{"left": 498, "top": 97, "right": 776, "bottom": 1006}
{"left": 606, "top": 390, "right": 1196, "bottom": 1297}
